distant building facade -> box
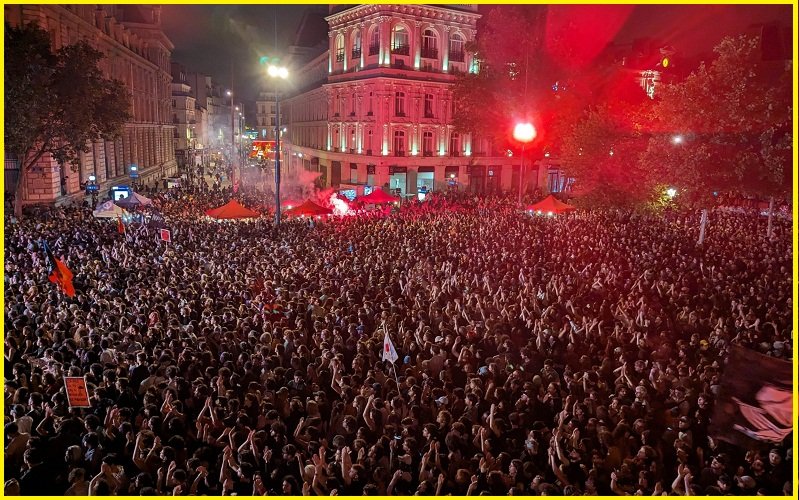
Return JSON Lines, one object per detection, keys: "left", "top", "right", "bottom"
{"left": 255, "top": 92, "right": 280, "bottom": 140}
{"left": 281, "top": 4, "right": 543, "bottom": 197}
{"left": 4, "top": 4, "right": 177, "bottom": 203}
{"left": 171, "top": 63, "right": 210, "bottom": 169}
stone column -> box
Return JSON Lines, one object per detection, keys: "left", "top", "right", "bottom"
{"left": 441, "top": 26, "right": 450, "bottom": 72}
{"left": 414, "top": 21, "right": 422, "bottom": 69}
{"left": 379, "top": 16, "right": 391, "bottom": 66}
{"left": 342, "top": 28, "right": 349, "bottom": 72}
{"left": 328, "top": 31, "right": 334, "bottom": 74}
{"left": 359, "top": 22, "right": 366, "bottom": 68}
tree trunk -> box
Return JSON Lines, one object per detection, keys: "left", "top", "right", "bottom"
{"left": 698, "top": 208, "right": 708, "bottom": 245}
{"left": 766, "top": 196, "right": 774, "bottom": 238}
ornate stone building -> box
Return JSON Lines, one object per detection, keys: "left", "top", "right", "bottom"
{"left": 281, "top": 4, "right": 544, "bottom": 197}
{"left": 4, "top": 4, "right": 177, "bottom": 204}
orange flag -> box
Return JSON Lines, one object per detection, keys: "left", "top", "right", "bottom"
{"left": 43, "top": 240, "right": 75, "bottom": 297}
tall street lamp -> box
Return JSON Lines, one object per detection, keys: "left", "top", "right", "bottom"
{"left": 267, "top": 64, "right": 289, "bottom": 225}
{"left": 226, "top": 91, "right": 234, "bottom": 164}
{"left": 513, "top": 122, "right": 536, "bottom": 206}
{"left": 235, "top": 105, "right": 245, "bottom": 163}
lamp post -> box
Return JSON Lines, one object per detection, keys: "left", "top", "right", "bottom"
{"left": 513, "top": 122, "right": 536, "bottom": 206}
{"left": 238, "top": 111, "right": 245, "bottom": 163}
{"left": 267, "top": 64, "right": 289, "bottom": 225}
{"left": 226, "top": 90, "right": 234, "bottom": 166}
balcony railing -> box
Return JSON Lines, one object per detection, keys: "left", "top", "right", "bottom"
{"left": 335, "top": 49, "right": 345, "bottom": 62}
{"left": 368, "top": 44, "right": 380, "bottom": 56}
{"left": 395, "top": 149, "right": 406, "bottom": 157}
{"left": 395, "top": 111, "right": 406, "bottom": 117}
{"left": 450, "top": 51, "right": 465, "bottom": 62}
{"left": 391, "top": 44, "right": 410, "bottom": 56}
{"left": 351, "top": 48, "right": 361, "bottom": 59}
{"left": 421, "top": 47, "right": 438, "bottom": 59}
{"left": 423, "top": 150, "right": 433, "bottom": 157}
{"left": 424, "top": 111, "right": 434, "bottom": 118}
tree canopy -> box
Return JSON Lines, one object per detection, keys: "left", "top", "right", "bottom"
{"left": 639, "top": 34, "right": 792, "bottom": 207}
{"left": 5, "top": 23, "right": 131, "bottom": 214}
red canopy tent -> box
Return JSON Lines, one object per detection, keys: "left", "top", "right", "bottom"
{"left": 359, "top": 188, "right": 399, "bottom": 204}
{"left": 281, "top": 199, "right": 303, "bottom": 209}
{"left": 205, "top": 200, "right": 260, "bottom": 219}
{"left": 526, "top": 195, "right": 576, "bottom": 214}
{"left": 283, "top": 200, "right": 333, "bottom": 217}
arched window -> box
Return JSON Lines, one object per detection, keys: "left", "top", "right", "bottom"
{"left": 449, "top": 33, "right": 465, "bottom": 62}
{"left": 352, "top": 29, "right": 361, "bottom": 59}
{"left": 392, "top": 26, "right": 409, "bottom": 55}
{"left": 422, "top": 29, "right": 438, "bottom": 59}
{"left": 335, "top": 34, "right": 345, "bottom": 62}
{"left": 393, "top": 130, "right": 405, "bottom": 155}
{"left": 394, "top": 92, "right": 405, "bottom": 116}
{"left": 423, "top": 131, "right": 434, "bottom": 156}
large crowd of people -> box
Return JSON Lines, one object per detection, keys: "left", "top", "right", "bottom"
{"left": 3, "top": 183, "right": 793, "bottom": 496}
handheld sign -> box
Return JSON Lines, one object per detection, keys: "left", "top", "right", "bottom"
{"left": 160, "top": 229, "right": 171, "bottom": 242}
{"left": 64, "top": 377, "right": 91, "bottom": 408}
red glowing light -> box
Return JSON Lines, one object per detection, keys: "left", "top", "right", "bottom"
{"left": 513, "top": 123, "right": 537, "bottom": 143}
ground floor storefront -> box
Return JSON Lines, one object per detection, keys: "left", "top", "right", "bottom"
{"left": 280, "top": 144, "right": 568, "bottom": 198}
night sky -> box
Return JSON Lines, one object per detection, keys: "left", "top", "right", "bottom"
{"left": 162, "top": 3, "right": 791, "bottom": 110}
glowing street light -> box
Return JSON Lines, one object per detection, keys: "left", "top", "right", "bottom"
{"left": 268, "top": 65, "right": 289, "bottom": 79}
{"left": 513, "top": 122, "right": 537, "bottom": 206}
{"left": 513, "top": 123, "right": 537, "bottom": 143}
{"left": 672, "top": 134, "right": 684, "bottom": 145}
{"left": 666, "top": 187, "right": 677, "bottom": 198}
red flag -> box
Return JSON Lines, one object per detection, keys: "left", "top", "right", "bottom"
{"left": 117, "top": 216, "right": 125, "bottom": 234}
{"left": 43, "top": 241, "right": 75, "bottom": 297}
{"left": 160, "top": 229, "right": 171, "bottom": 242}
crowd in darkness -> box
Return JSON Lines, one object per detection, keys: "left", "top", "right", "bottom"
{"left": 3, "top": 186, "right": 793, "bottom": 496}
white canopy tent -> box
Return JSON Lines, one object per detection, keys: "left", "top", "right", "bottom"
{"left": 92, "top": 200, "right": 128, "bottom": 218}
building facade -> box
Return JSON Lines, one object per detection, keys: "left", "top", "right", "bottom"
{"left": 255, "top": 92, "right": 280, "bottom": 140}
{"left": 171, "top": 63, "right": 210, "bottom": 170}
{"left": 281, "top": 4, "right": 547, "bottom": 197}
{"left": 4, "top": 4, "right": 177, "bottom": 203}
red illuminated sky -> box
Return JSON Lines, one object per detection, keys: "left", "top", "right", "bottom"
{"left": 162, "top": 4, "right": 792, "bottom": 105}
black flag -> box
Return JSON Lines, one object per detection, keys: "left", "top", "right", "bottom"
{"left": 709, "top": 345, "right": 792, "bottom": 448}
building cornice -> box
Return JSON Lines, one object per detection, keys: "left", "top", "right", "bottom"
{"left": 326, "top": 4, "right": 480, "bottom": 29}
{"left": 120, "top": 22, "right": 175, "bottom": 51}
{"left": 52, "top": 6, "right": 164, "bottom": 71}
